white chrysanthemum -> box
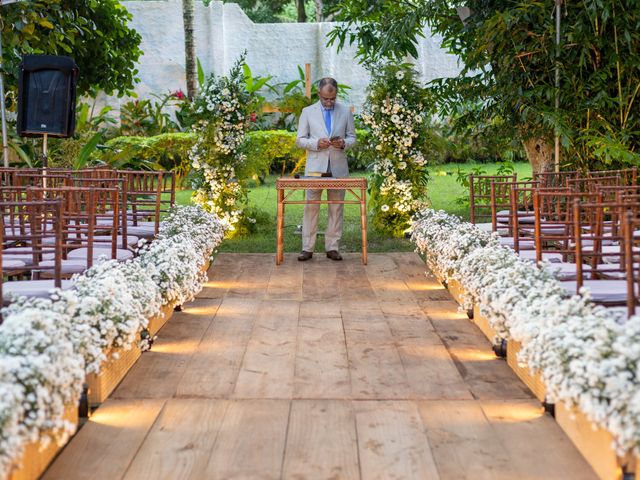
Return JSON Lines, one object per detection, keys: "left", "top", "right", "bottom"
{"left": 395, "top": 71, "right": 405, "bottom": 80}
{"left": 381, "top": 204, "right": 390, "bottom": 212}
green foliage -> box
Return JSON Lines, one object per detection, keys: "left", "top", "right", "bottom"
{"left": 240, "top": 130, "right": 304, "bottom": 179}
{"left": 119, "top": 93, "right": 182, "bottom": 136}
{"left": 330, "top": 0, "right": 640, "bottom": 171}
{"left": 1, "top": 0, "right": 142, "bottom": 97}
{"left": 100, "top": 133, "right": 196, "bottom": 174}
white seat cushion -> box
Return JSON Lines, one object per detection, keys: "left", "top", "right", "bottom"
{"left": 3, "top": 279, "right": 73, "bottom": 301}
{"left": 38, "top": 259, "right": 88, "bottom": 275}
{"left": 561, "top": 279, "right": 628, "bottom": 303}
{"left": 66, "top": 247, "right": 134, "bottom": 261}
{"left": 2, "top": 259, "right": 26, "bottom": 270}
{"left": 518, "top": 250, "right": 563, "bottom": 263}
{"left": 546, "top": 262, "right": 592, "bottom": 281}
{"left": 126, "top": 225, "right": 156, "bottom": 238}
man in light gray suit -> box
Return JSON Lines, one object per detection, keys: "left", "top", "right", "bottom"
{"left": 296, "top": 77, "right": 357, "bottom": 261}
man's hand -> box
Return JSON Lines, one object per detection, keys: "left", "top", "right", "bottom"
{"left": 318, "top": 138, "right": 332, "bottom": 150}
{"left": 330, "top": 138, "right": 346, "bottom": 149}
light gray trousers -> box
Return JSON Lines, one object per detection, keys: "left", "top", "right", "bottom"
{"left": 302, "top": 188, "right": 345, "bottom": 252}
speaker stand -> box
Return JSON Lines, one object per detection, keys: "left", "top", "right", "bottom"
{"left": 42, "top": 133, "right": 49, "bottom": 189}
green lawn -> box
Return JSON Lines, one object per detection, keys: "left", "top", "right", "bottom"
{"left": 176, "top": 162, "right": 532, "bottom": 253}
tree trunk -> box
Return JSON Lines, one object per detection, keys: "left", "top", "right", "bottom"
{"left": 296, "top": 0, "right": 307, "bottom": 22}
{"left": 314, "top": 0, "right": 323, "bottom": 22}
{"left": 182, "top": 0, "right": 197, "bottom": 99}
{"left": 522, "top": 136, "right": 554, "bottom": 174}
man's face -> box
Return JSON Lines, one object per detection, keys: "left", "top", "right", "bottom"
{"left": 319, "top": 87, "right": 337, "bottom": 110}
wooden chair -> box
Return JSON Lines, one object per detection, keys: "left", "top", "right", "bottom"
{"left": 27, "top": 186, "right": 133, "bottom": 277}
{"left": 487, "top": 180, "right": 539, "bottom": 250}
{"left": 588, "top": 167, "right": 638, "bottom": 186}
{"left": 530, "top": 189, "right": 601, "bottom": 264}
{"left": 569, "top": 200, "right": 640, "bottom": 308}
{"left": 567, "top": 175, "right": 622, "bottom": 193}
{"left": 469, "top": 174, "right": 517, "bottom": 227}
{"left": 119, "top": 170, "right": 174, "bottom": 238}
{"left": 533, "top": 170, "right": 580, "bottom": 188}
{"left": 0, "top": 198, "right": 70, "bottom": 306}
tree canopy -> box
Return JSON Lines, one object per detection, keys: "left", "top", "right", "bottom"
{"left": 330, "top": 0, "right": 640, "bottom": 171}
{"left": 1, "top": 0, "right": 142, "bottom": 98}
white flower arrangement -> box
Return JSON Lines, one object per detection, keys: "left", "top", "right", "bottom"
{"left": 362, "top": 63, "right": 430, "bottom": 236}
{"left": 0, "top": 205, "right": 225, "bottom": 476}
{"left": 412, "top": 208, "right": 640, "bottom": 456}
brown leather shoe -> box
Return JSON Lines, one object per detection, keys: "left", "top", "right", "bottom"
{"left": 326, "top": 250, "right": 343, "bottom": 261}
{"left": 298, "top": 251, "right": 313, "bottom": 261}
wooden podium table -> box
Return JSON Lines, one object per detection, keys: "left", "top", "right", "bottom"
{"left": 275, "top": 177, "right": 368, "bottom": 265}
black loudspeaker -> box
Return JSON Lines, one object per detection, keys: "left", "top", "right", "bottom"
{"left": 17, "top": 55, "right": 79, "bottom": 138}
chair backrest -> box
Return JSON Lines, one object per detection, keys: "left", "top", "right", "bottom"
{"left": 533, "top": 170, "right": 580, "bottom": 188}
{"left": 28, "top": 186, "right": 120, "bottom": 268}
{"left": 507, "top": 182, "right": 540, "bottom": 251}
{"left": 67, "top": 176, "right": 129, "bottom": 249}
{"left": 469, "top": 174, "right": 517, "bottom": 224}
{"left": 118, "top": 170, "right": 164, "bottom": 235}
{"left": 0, "top": 198, "right": 63, "bottom": 307}
{"left": 622, "top": 210, "right": 640, "bottom": 317}
{"left": 489, "top": 180, "right": 538, "bottom": 234}
{"left": 587, "top": 167, "right": 638, "bottom": 186}
{"left": 573, "top": 201, "right": 640, "bottom": 310}
{"left": 532, "top": 189, "right": 600, "bottom": 262}
{"left": 567, "top": 175, "right": 622, "bottom": 192}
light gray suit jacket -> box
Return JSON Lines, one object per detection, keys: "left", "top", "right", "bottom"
{"left": 295, "top": 101, "right": 357, "bottom": 178}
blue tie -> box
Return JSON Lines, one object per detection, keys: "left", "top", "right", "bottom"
{"left": 323, "top": 108, "right": 332, "bottom": 135}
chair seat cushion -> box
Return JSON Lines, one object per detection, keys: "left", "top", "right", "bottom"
{"left": 546, "top": 262, "right": 592, "bottom": 281}
{"left": 497, "top": 209, "right": 536, "bottom": 224}
{"left": 66, "top": 247, "right": 134, "bottom": 261}
{"left": 518, "top": 250, "right": 563, "bottom": 263}
{"left": 561, "top": 279, "right": 628, "bottom": 303}
{"left": 126, "top": 225, "right": 156, "bottom": 238}
{"left": 3, "top": 279, "right": 73, "bottom": 301}
{"left": 38, "top": 259, "right": 88, "bottom": 275}
{"left": 2, "top": 259, "right": 26, "bottom": 270}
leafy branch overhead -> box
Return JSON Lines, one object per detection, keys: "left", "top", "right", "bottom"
{"left": 1, "top": 0, "right": 142, "bottom": 97}
{"left": 330, "top": 0, "right": 640, "bottom": 172}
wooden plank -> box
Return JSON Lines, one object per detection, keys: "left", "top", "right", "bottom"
{"left": 233, "top": 300, "right": 299, "bottom": 398}
{"left": 365, "top": 254, "right": 418, "bottom": 303}
{"left": 425, "top": 304, "right": 533, "bottom": 400}
{"left": 294, "top": 315, "right": 351, "bottom": 398}
{"left": 122, "top": 399, "right": 228, "bottom": 480}
{"left": 112, "top": 300, "right": 218, "bottom": 400}
{"left": 176, "top": 297, "right": 260, "bottom": 398}
{"left": 302, "top": 259, "right": 340, "bottom": 302}
{"left": 43, "top": 399, "right": 165, "bottom": 480}
{"left": 399, "top": 344, "right": 473, "bottom": 400}
{"left": 267, "top": 257, "right": 303, "bottom": 300}
{"left": 226, "top": 254, "right": 274, "bottom": 299}
{"left": 203, "top": 400, "right": 290, "bottom": 479}
{"left": 283, "top": 400, "right": 359, "bottom": 479}
{"left": 199, "top": 253, "right": 244, "bottom": 299}
{"left": 355, "top": 401, "right": 441, "bottom": 480}
{"left": 390, "top": 255, "right": 453, "bottom": 302}
{"left": 481, "top": 400, "right": 598, "bottom": 480}
{"left": 417, "top": 400, "right": 513, "bottom": 480}
{"left": 337, "top": 261, "right": 377, "bottom": 301}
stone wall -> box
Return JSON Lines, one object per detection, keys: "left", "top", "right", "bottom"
{"left": 119, "top": 0, "right": 462, "bottom": 110}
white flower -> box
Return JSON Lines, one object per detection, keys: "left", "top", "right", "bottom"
{"left": 395, "top": 71, "right": 405, "bottom": 80}
{"left": 381, "top": 204, "right": 390, "bottom": 212}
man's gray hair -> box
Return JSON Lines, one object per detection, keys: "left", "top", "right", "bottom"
{"left": 318, "top": 77, "right": 338, "bottom": 91}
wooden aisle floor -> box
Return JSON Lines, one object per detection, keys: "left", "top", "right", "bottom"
{"left": 45, "top": 253, "right": 597, "bottom": 480}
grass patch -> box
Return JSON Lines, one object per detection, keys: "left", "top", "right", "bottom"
{"left": 176, "top": 161, "right": 532, "bottom": 253}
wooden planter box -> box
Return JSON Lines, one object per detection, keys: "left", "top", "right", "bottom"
{"left": 9, "top": 402, "right": 78, "bottom": 480}
{"left": 446, "top": 278, "right": 468, "bottom": 307}
{"left": 555, "top": 402, "right": 632, "bottom": 480}
{"left": 86, "top": 343, "right": 141, "bottom": 406}
{"left": 472, "top": 305, "right": 499, "bottom": 344}
{"left": 506, "top": 339, "right": 546, "bottom": 403}
{"left": 147, "top": 302, "right": 176, "bottom": 337}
